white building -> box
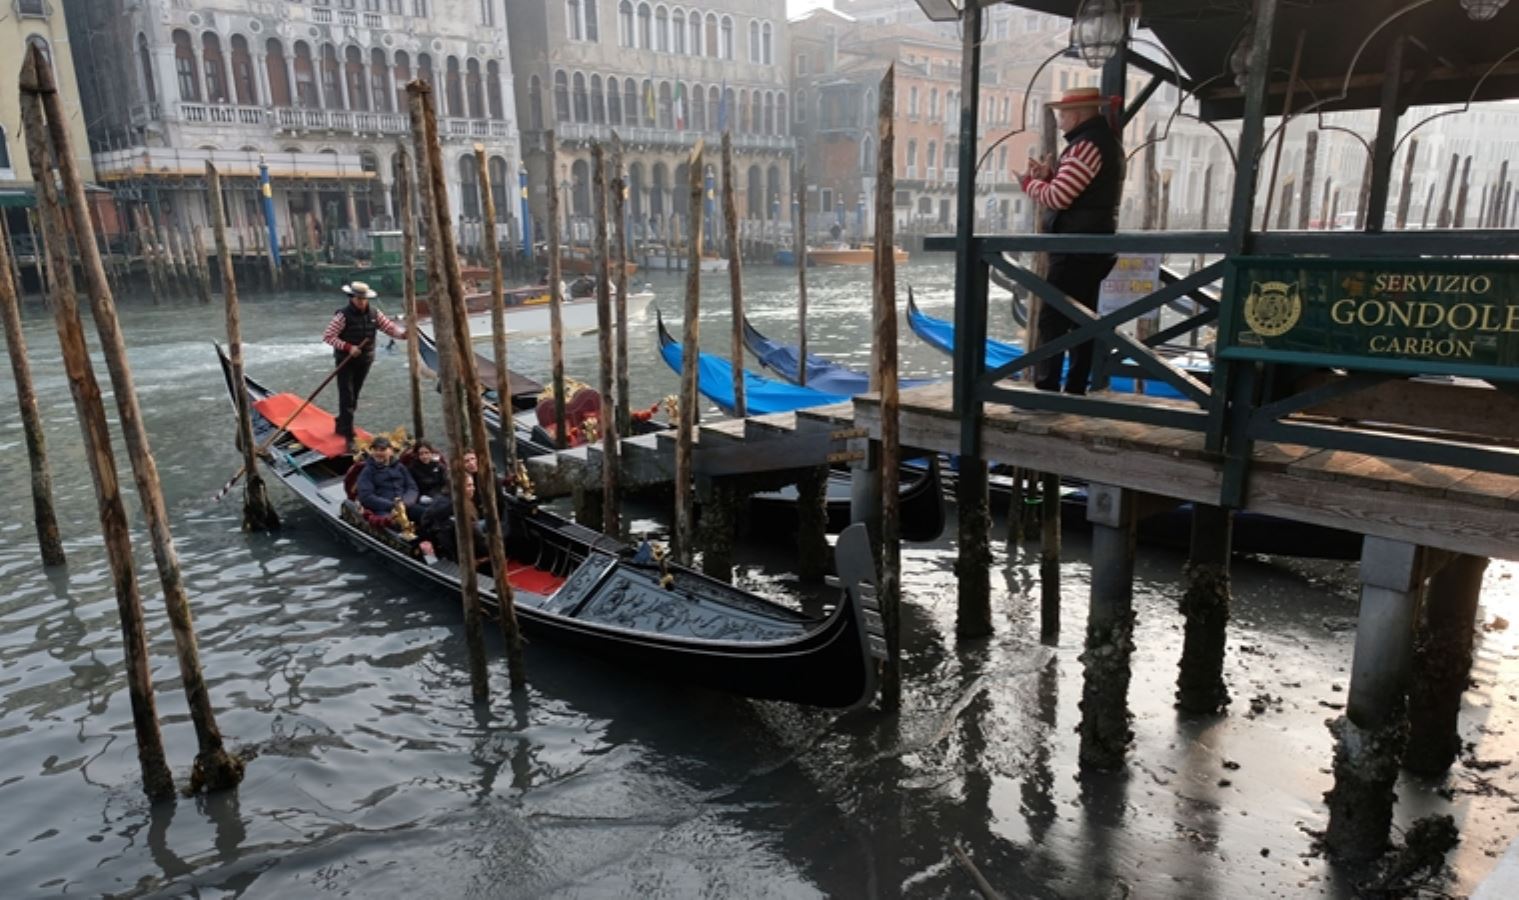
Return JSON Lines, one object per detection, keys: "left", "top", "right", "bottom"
{"left": 65, "top": 0, "right": 522, "bottom": 251}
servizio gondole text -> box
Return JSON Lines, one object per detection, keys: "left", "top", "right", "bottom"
{"left": 1328, "top": 274, "right": 1514, "bottom": 359}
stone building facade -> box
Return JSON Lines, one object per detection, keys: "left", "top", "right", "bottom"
{"left": 2, "top": 0, "right": 96, "bottom": 240}
{"left": 505, "top": 0, "right": 793, "bottom": 247}
{"left": 65, "top": 0, "right": 521, "bottom": 248}
{"left": 790, "top": 7, "right": 1035, "bottom": 238}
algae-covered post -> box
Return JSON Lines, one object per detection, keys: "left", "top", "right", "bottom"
{"left": 545, "top": 130, "right": 568, "bottom": 448}
{"left": 675, "top": 140, "right": 704, "bottom": 567}
{"left": 874, "top": 64, "right": 904, "bottom": 710}
{"left": 592, "top": 142, "right": 620, "bottom": 538}
{"left": 398, "top": 144, "right": 426, "bottom": 442}
{"left": 721, "top": 131, "right": 746, "bottom": 418}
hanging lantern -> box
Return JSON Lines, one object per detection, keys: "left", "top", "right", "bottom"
{"left": 1072, "top": 0, "right": 1126, "bottom": 68}
{"left": 1460, "top": 0, "right": 1509, "bottom": 21}
{"left": 1228, "top": 17, "right": 1255, "bottom": 89}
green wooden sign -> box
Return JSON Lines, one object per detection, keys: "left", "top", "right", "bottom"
{"left": 1218, "top": 257, "right": 1519, "bottom": 382}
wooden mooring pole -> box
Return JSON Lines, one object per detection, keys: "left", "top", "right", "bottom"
{"left": 874, "top": 65, "right": 903, "bottom": 709}
{"left": 721, "top": 132, "right": 746, "bottom": 417}
{"left": 592, "top": 142, "right": 620, "bottom": 537}
{"left": 675, "top": 140, "right": 705, "bottom": 567}
{"left": 545, "top": 130, "right": 568, "bottom": 448}
{"left": 1176, "top": 505, "right": 1232, "bottom": 713}
{"left": 1298, "top": 131, "right": 1318, "bottom": 230}
{"left": 409, "top": 80, "right": 494, "bottom": 700}
{"left": 795, "top": 162, "right": 809, "bottom": 386}
{"left": 208, "top": 163, "right": 280, "bottom": 534}
{"left": 475, "top": 144, "right": 517, "bottom": 480}
{"left": 1395, "top": 138, "right": 1419, "bottom": 229}
{"left": 0, "top": 210, "right": 65, "bottom": 566}
{"left": 30, "top": 48, "right": 247, "bottom": 792}
{"left": 1454, "top": 155, "right": 1472, "bottom": 227}
{"left": 190, "top": 227, "right": 213, "bottom": 305}
{"left": 398, "top": 144, "right": 426, "bottom": 441}
{"left": 19, "top": 54, "right": 175, "bottom": 801}
{"left": 1035, "top": 105, "right": 1061, "bottom": 641}
{"left": 611, "top": 132, "right": 631, "bottom": 438}
{"left": 1405, "top": 554, "right": 1489, "bottom": 775}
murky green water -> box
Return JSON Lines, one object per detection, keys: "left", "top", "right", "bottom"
{"left": 1, "top": 261, "right": 1516, "bottom": 897}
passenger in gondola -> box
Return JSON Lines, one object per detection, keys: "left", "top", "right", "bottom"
{"left": 406, "top": 440, "right": 449, "bottom": 506}
{"left": 418, "top": 473, "right": 488, "bottom": 563}
{"left": 356, "top": 435, "right": 420, "bottom": 517}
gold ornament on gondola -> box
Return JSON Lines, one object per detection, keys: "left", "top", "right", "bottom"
{"left": 391, "top": 497, "right": 415, "bottom": 540}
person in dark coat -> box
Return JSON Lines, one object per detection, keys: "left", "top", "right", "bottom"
{"left": 356, "top": 435, "right": 419, "bottom": 515}
{"left": 1016, "top": 87, "right": 1126, "bottom": 395}
{"left": 322, "top": 281, "right": 408, "bottom": 451}
{"left": 418, "top": 473, "right": 488, "bottom": 562}
{"left": 406, "top": 440, "right": 449, "bottom": 506}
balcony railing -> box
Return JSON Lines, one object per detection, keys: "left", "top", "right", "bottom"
{"left": 179, "top": 103, "right": 270, "bottom": 126}
{"left": 167, "top": 102, "right": 510, "bottom": 141}
{"left": 549, "top": 121, "right": 795, "bottom": 152}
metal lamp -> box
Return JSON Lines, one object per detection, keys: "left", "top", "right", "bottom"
{"left": 1460, "top": 0, "right": 1509, "bottom": 20}
{"left": 1072, "top": 0, "right": 1126, "bottom": 68}
{"left": 912, "top": 0, "right": 963, "bottom": 22}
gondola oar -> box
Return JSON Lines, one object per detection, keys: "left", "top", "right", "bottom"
{"left": 211, "top": 341, "right": 367, "bottom": 502}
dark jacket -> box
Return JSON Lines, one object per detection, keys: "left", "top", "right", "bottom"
{"left": 357, "top": 458, "right": 418, "bottom": 514}
{"left": 336, "top": 303, "right": 379, "bottom": 356}
{"left": 1044, "top": 114, "right": 1125, "bottom": 237}
{"left": 418, "top": 495, "right": 487, "bottom": 562}
{"left": 408, "top": 457, "right": 449, "bottom": 500}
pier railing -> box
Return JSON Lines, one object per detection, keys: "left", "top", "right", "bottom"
{"left": 926, "top": 229, "right": 1519, "bottom": 507}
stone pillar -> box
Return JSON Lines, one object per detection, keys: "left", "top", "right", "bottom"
{"left": 1078, "top": 483, "right": 1137, "bottom": 771}
{"left": 284, "top": 54, "right": 298, "bottom": 109}
{"left": 337, "top": 57, "right": 352, "bottom": 111}
{"left": 254, "top": 53, "right": 271, "bottom": 108}
{"left": 1404, "top": 554, "right": 1489, "bottom": 775}
{"left": 155, "top": 47, "right": 180, "bottom": 108}
{"left": 381, "top": 51, "right": 397, "bottom": 115}
{"left": 1324, "top": 537, "right": 1432, "bottom": 861}
{"left": 1176, "top": 505, "right": 1234, "bottom": 713}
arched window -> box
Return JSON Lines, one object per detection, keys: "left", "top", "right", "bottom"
{"left": 705, "top": 13, "right": 718, "bottom": 58}
{"left": 394, "top": 51, "right": 411, "bottom": 112}
{"left": 466, "top": 59, "right": 484, "bottom": 119}
{"left": 417, "top": 53, "right": 435, "bottom": 93}
{"left": 689, "top": 10, "right": 702, "bottom": 55}
{"left": 720, "top": 16, "right": 733, "bottom": 60}
{"left": 138, "top": 34, "right": 157, "bottom": 104}
{"left": 637, "top": 3, "right": 652, "bottom": 49}
{"left": 231, "top": 35, "right": 257, "bottom": 105}
{"left": 584, "top": 0, "right": 599, "bottom": 41}
{"left": 320, "top": 45, "right": 342, "bottom": 109}
{"left": 655, "top": 6, "right": 668, "bottom": 52}
{"left": 571, "top": 159, "right": 591, "bottom": 218}
{"left": 293, "top": 41, "right": 317, "bottom": 108}
{"left": 590, "top": 75, "right": 604, "bottom": 124}
{"left": 486, "top": 60, "right": 503, "bottom": 119}
{"left": 445, "top": 57, "right": 464, "bottom": 118}
{"left": 650, "top": 162, "right": 667, "bottom": 218}
{"left": 567, "top": 0, "right": 583, "bottom": 41}
{"left": 553, "top": 70, "right": 570, "bottom": 121}
{"left": 929, "top": 88, "right": 938, "bottom": 121}
{"left": 370, "top": 48, "right": 390, "bottom": 113}
{"left": 572, "top": 72, "right": 588, "bottom": 123}
{"left": 672, "top": 10, "right": 686, "bottom": 54}
{"left": 627, "top": 161, "right": 644, "bottom": 221}
{"left": 776, "top": 93, "right": 786, "bottom": 134}
{"left": 794, "top": 89, "right": 804, "bottom": 123}
{"left": 927, "top": 141, "right": 937, "bottom": 175}
{"left": 861, "top": 135, "right": 874, "bottom": 171}
{"left": 619, "top": 1, "right": 634, "bottom": 48}
{"left": 345, "top": 46, "right": 369, "bottom": 112}
{"left": 265, "top": 39, "right": 289, "bottom": 106}
{"left": 490, "top": 156, "right": 510, "bottom": 221}
{"left": 748, "top": 20, "right": 759, "bottom": 62}
{"left": 708, "top": 85, "right": 720, "bottom": 132}
{"left": 722, "top": 86, "right": 734, "bottom": 130}
{"left": 528, "top": 73, "right": 544, "bottom": 129}
{"left": 607, "top": 75, "right": 622, "bottom": 125}
{"left": 641, "top": 78, "right": 655, "bottom": 127}
{"left": 738, "top": 89, "right": 749, "bottom": 133}
{"left": 173, "top": 31, "right": 201, "bottom": 101}
{"left": 762, "top": 22, "right": 772, "bottom": 65}
{"left": 460, "top": 154, "right": 481, "bottom": 218}
{"left": 746, "top": 163, "right": 761, "bottom": 218}
{"left": 202, "top": 33, "right": 228, "bottom": 103}
{"left": 767, "top": 165, "right": 781, "bottom": 218}
{"left": 658, "top": 81, "right": 672, "bottom": 129}
{"left": 691, "top": 82, "right": 704, "bottom": 130}
{"left": 763, "top": 91, "right": 774, "bottom": 135}
{"left": 625, "top": 79, "right": 639, "bottom": 128}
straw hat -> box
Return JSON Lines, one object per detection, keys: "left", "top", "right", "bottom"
{"left": 1047, "top": 86, "right": 1104, "bottom": 110}
{"left": 342, "top": 281, "right": 377, "bottom": 298}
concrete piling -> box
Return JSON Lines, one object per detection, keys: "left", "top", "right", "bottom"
{"left": 1078, "top": 483, "right": 1137, "bottom": 770}
{"left": 1404, "top": 554, "right": 1489, "bottom": 776}
{"left": 1176, "top": 505, "right": 1233, "bottom": 714}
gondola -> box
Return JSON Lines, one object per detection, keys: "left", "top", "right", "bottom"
{"left": 655, "top": 311, "right": 947, "bottom": 542}
{"left": 216, "top": 345, "right": 886, "bottom": 709}
{"left": 741, "top": 315, "right": 938, "bottom": 394}
{"left": 905, "top": 288, "right": 1213, "bottom": 399}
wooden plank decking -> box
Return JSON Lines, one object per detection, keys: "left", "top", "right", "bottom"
{"left": 852, "top": 382, "right": 1519, "bottom": 561}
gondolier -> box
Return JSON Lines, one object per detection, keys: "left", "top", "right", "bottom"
{"left": 322, "top": 281, "right": 407, "bottom": 451}
{"left": 1016, "top": 86, "right": 1126, "bottom": 395}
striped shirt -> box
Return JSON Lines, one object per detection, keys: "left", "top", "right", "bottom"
{"left": 1020, "top": 139, "right": 1103, "bottom": 211}
{"left": 322, "top": 306, "right": 407, "bottom": 353}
